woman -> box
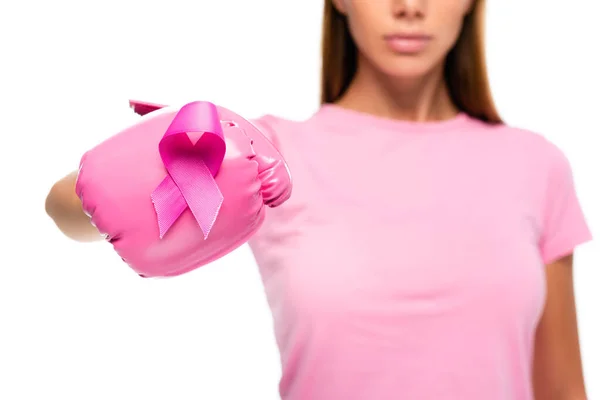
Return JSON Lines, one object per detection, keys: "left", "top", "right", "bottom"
{"left": 46, "top": 0, "right": 593, "bottom": 399}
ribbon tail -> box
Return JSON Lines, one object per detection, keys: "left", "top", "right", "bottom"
{"left": 177, "top": 157, "right": 224, "bottom": 240}
{"left": 151, "top": 176, "right": 188, "bottom": 238}
{"left": 153, "top": 155, "right": 223, "bottom": 239}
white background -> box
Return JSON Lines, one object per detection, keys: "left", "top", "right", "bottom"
{"left": 0, "top": 0, "right": 598, "bottom": 399}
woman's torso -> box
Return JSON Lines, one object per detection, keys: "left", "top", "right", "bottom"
{"left": 248, "top": 105, "right": 557, "bottom": 400}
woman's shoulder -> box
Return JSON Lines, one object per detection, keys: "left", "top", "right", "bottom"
{"left": 483, "top": 122, "right": 577, "bottom": 187}
{"left": 492, "top": 122, "right": 570, "bottom": 163}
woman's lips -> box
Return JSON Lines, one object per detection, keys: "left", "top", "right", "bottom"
{"left": 384, "top": 34, "right": 432, "bottom": 54}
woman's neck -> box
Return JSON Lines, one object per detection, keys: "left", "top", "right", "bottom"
{"left": 336, "top": 56, "right": 459, "bottom": 123}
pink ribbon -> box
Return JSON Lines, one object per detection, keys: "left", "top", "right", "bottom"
{"left": 151, "top": 101, "right": 226, "bottom": 239}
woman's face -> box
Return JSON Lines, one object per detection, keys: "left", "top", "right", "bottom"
{"left": 333, "top": 0, "right": 474, "bottom": 79}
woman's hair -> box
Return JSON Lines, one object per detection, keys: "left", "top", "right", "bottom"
{"left": 320, "top": 0, "right": 502, "bottom": 123}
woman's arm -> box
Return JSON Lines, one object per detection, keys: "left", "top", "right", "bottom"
{"left": 45, "top": 171, "right": 103, "bottom": 242}
{"left": 533, "top": 253, "right": 588, "bottom": 400}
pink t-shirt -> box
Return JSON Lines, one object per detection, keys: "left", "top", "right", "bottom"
{"left": 248, "top": 105, "right": 592, "bottom": 400}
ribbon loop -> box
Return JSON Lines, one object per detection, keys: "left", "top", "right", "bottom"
{"left": 150, "top": 101, "right": 226, "bottom": 239}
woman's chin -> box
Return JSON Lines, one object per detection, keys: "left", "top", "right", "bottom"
{"left": 375, "top": 56, "right": 438, "bottom": 81}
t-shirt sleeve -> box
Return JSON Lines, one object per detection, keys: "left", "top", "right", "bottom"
{"left": 538, "top": 145, "right": 593, "bottom": 264}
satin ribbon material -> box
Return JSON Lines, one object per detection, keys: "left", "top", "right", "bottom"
{"left": 151, "top": 101, "right": 226, "bottom": 239}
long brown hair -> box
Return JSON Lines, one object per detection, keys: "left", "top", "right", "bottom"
{"left": 320, "top": 0, "right": 502, "bottom": 124}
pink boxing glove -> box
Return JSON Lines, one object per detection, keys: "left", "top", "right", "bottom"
{"left": 76, "top": 101, "right": 292, "bottom": 278}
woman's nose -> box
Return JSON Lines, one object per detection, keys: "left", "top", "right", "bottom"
{"left": 392, "top": 0, "right": 426, "bottom": 20}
